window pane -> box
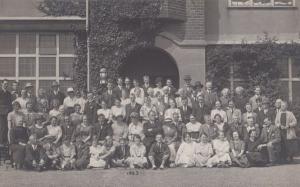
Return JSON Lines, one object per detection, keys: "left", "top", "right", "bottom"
{"left": 230, "top": 0, "right": 252, "bottom": 6}
{"left": 19, "top": 33, "right": 36, "bottom": 54}
{"left": 19, "top": 80, "right": 36, "bottom": 93}
{"left": 59, "top": 57, "right": 74, "bottom": 78}
{"left": 277, "top": 58, "right": 289, "bottom": 78}
{"left": 253, "top": 0, "right": 272, "bottom": 6}
{"left": 39, "top": 57, "right": 56, "bottom": 77}
{"left": 59, "top": 80, "right": 75, "bottom": 93}
{"left": 292, "top": 58, "right": 300, "bottom": 78}
{"left": 0, "top": 33, "right": 16, "bottom": 54}
{"left": 292, "top": 82, "right": 300, "bottom": 103}
{"left": 279, "top": 81, "right": 289, "bottom": 101}
{"left": 0, "top": 57, "right": 15, "bottom": 77}
{"left": 19, "top": 58, "right": 36, "bottom": 77}
{"left": 39, "top": 80, "right": 53, "bottom": 92}
{"left": 59, "top": 33, "right": 74, "bottom": 54}
{"left": 39, "top": 34, "right": 56, "bottom": 55}
{"left": 274, "top": 0, "right": 294, "bottom": 6}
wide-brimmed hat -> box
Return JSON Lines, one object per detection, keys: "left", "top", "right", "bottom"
{"left": 25, "top": 82, "right": 33, "bottom": 88}
{"left": 67, "top": 87, "right": 74, "bottom": 93}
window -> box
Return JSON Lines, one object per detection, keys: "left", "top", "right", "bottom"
{"left": 229, "top": 0, "right": 295, "bottom": 7}
{"left": 0, "top": 32, "right": 75, "bottom": 94}
{"left": 19, "top": 58, "right": 36, "bottom": 77}
{"left": 0, "top": 57, "right": 15, "bottom": 77}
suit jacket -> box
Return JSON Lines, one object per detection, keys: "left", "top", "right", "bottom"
{"left": 101, "top": 90, "right": 117, "bottom": 108}
{"left": 83, "top": 101, "right": 99, "bottom": 125}
{"left": 94, "top": 122, "right": 113, "bottom": 142}
{"left": 25, "top": 144, "right": 46, "bottom": 163}
{"left": 148, "top": 142, "right": 170, "bottom": 158}
{"left": 179, "top": 105, "right": 193, "bottom": 124}
{"left": 249, "top": 95, "right": 266, "bottom": 111}
{"left": 113, "top": 144, "right": 130, "bottom": 160}
{"left": 192, "top": 103, "right": 210, "bottom": 124}
{"left": 259, "top": 125, "right": 281, "bottom": 145}
{"left": 113, "top": 86, "right": 123, "bottom": 100}
{"left": 227, "top": 123, "right": 249, "bottom": 141}
{"left": 143, "top": 120, "right": 163, "bottom": 148}
{"left": 0, "top": 89, "right": 12, "bottom": 115}
{"left": 256, "top": 109, "right": 275, "bottom": 127}
{"left": 275, "top": 111, "right": 297, "bottom": 140}
{"left": 233, "top": 95, "right": 248, "bottom": 113}
{"left": 125, "top": 103, "right": 142, "bottom": 124}
{"left": 48, "top": 90, "right": 65, "bottom": 107}
{"left": 202, "top": 90, "right": 218, "bottom": 111}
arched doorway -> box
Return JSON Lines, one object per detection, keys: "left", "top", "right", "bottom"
{"left": 119, "top": 47, "right": 180, "bottom": 88}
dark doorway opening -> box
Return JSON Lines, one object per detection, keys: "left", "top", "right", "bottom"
{"left": 119, "top": 47, "right": 179, "bottom": 88}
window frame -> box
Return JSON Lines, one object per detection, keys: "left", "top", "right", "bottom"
{"left": 228, "top": 0, "right": 296, "bottom": 8}
{"left": 0, "top": 32, "right": 75, "bottom": 95}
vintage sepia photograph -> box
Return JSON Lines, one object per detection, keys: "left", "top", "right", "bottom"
{"left": 0, "top": 0, "right": 300, "bottom": 186}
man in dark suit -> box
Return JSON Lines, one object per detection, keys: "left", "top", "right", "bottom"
{"left": 192, "top": 96, "right": 210, "bottom": 124}
{"left": 148, "top": 134, "right": 170, "bottom": 170}
{"left": 124, "top": 77, "right": 132, "bottom": 96}
{"left": 94, "top": 114, "right": 113, "bottom": 143}
{"left": 83, "top": 92, "right": 99, "bottom": 125}
{"left": 24, "top": 135, "right": 47, "bottom": 171}
{"left": 48, "top": 81, "right": 65, "bottom": 108}
{"left": 0, "top": 79, "right": 12, "bottom": 145}
{"left": 202, "top": 81, "right": 218, "bottom": 111}
{"left": 258, "top": 118, "right": 281, "bottom": 166}
{"left": 112, "top": 138, "right": 130, "bottom": 167}
{"left": 125, "top": 94, "right": 142, "bottom": 124}
{"left": 113, "top": 77, "right": 123, "bottom": 100}
{"left": 165, "top": 78, "right": 177, "bottom": 97}
{"left": 101, "top": 80, "right": 117, "bottom": 108}
{"left": 179, "top": 97, "right": 192, "bottom": 124}
{"left": 256, "top": 98, "right": 275, "bottom": 127}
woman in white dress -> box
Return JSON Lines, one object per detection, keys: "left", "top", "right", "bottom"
{"left": 126, "top": 135, "right": 148, "bottom": 169}
{"left": 88, "top": 139, "right": 106, "bottom": 168}
{"left": 193, "top": 133, "right": 214, "bottom": 167}
{"left": 175, "top": 133, "right": 195, "bottom": 168}
{"left": 164, "top": 99, "right": 182, "bottom": 122}
{"left": 41, "top": 116, "right": 62, "bottom": 145}
{"left": 128, "top": 112, "right": 144, "bottom": 145}
{"left": 185, "top": 115, "right": 202, "bottom": 142}
{"left": 207, "top": 132, "right": 232, "bottom": 168}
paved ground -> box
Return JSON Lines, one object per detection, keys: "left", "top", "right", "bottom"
{"left": 0, "top": 159, "right": 300, "bottom": 187}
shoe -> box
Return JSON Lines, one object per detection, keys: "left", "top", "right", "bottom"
{"left": 159, "top": 165, "right": 164, "bottom": 170}
{"left": 152, "top": 166, "right": 157, "bottom": 170}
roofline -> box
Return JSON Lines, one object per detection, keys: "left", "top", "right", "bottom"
{"left": 0, "top": 16, "right": 86, "bottom": 21}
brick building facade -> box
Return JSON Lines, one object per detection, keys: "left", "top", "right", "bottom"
{"left": 0, "top": 0, "right": 299, "bottom": 100}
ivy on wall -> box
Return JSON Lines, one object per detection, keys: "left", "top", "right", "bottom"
{"left": 39, "top": 0, "right": 163, "bottom": 89}
{"left": 206, "top": 33, "right": 300, "bottom": 104}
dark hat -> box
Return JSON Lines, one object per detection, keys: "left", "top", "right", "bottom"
{"left": 194, "top": 81, "right": 203, "bottom": 88}
{"left": 262, "top": 98, "right": 270, "bottom": 104}
{"left": 184, "top": 75, "right": 192, "bottom": 81}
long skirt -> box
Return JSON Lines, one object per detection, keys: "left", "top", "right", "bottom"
{"left": 207, "top": 153, "right": 231, "bottom": 167}
{"left": 194, "top": 154, "right": 210, "bottom": 167}
{"left": 229, "top": 153, "right": 249, "bottom": 168}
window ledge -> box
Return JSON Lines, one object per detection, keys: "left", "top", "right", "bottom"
{"left": 228, "top": 5, "right": 297, "bottom": 9}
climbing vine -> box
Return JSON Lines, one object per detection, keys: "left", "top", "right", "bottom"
{"left": 39, "top": 0, "right": 163, "bottom": 89}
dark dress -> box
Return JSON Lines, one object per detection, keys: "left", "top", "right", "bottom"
{"left": 61, "top": 123, "right": 76, "bottom": 142}
{"left": 94, "top": 122, "right": 113, "bottom": 142}
{"left": 29, "top": 125, "right": 47, "bottom": 140}
{"left": 10, "top": 126, "right": 29, "bottom": 167}
{"left": 73, "top": 142, "right": 90, "bottom": 170}
{"left": 0, "top": 89, "right": 12, "bottom": 144}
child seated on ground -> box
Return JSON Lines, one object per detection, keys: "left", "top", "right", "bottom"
{"left": 126, "top": 135, "right": 148, "bottom": 169}
{"left": 88, "top": 138, "right": 107, "bottom": 168}
{"left": 58, "top": 139, "right": 76, "bottom": 170}
{"left": 43, "top": 142, "right": 60, "bottom": 170}
{"left": 111, "top": 138, "right": 130, "bottom": 168}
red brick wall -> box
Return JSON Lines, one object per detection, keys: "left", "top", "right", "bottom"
{"left": 161, "top": 0, "right": 205, "bottom": 41}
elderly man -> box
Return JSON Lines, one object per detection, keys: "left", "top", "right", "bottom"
{"left": 274, "top": 99, "right": 282, "bottom": 115}
{"left": 113, "top": 77, "right": 124, "bottom": 100}
{"left": 0, "top": 79, "right": 13, "bottom": 145}
{"left": 24, "top": 82, "right": 37, "bottom": 111}
{"left": 258, "top": 118, "right": 281, "bottom": 166}
{"left": 226, "top": 100, "right": 242, "bottom": 125}
{"left": 148, "top": 134, "right": 170, "bottom": 170}
{"left": 256, "top": 98, "right": 275, "bottom": 128}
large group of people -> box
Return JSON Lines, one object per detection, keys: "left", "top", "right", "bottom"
{"left": 0, "top": 74, "right": 298, "bottom": 171}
